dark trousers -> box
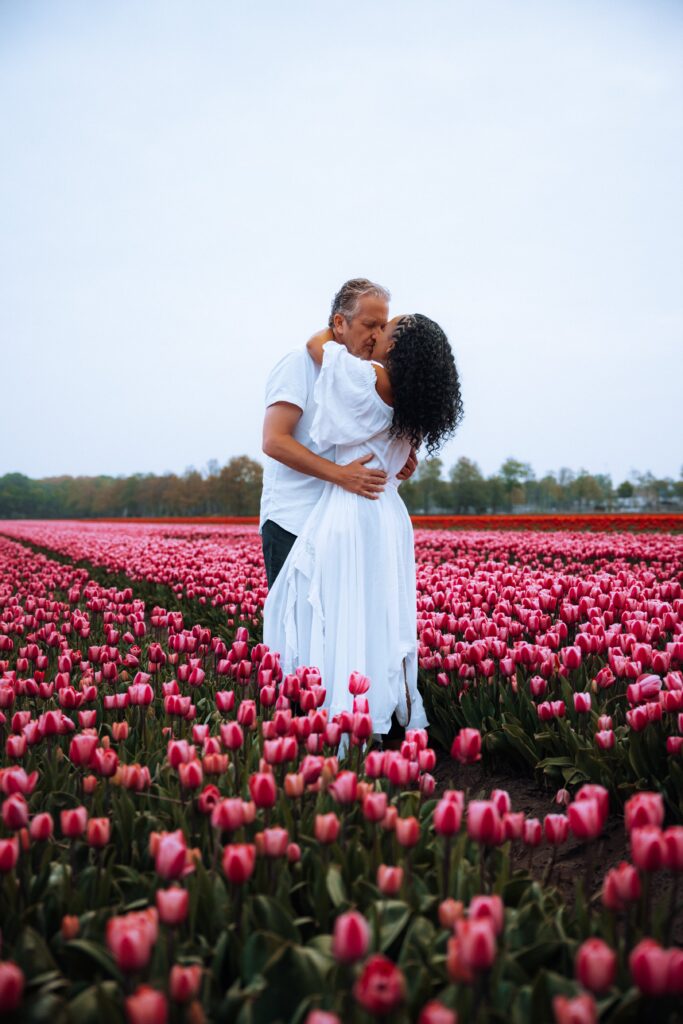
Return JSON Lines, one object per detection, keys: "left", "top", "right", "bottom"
{"left": 262, "top": 519, "right": 298, "bottom": 589}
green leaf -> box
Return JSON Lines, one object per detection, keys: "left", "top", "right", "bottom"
{"left": 373, "top": 899, "right": 412, "bottom": 952}
{"left": 63, "top": 940, "right": 123, "bottom": 984}
{"left": 325, "top": 865, "right": 346, "bottom": 908}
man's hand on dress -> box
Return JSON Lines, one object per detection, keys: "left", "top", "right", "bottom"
{"left": 396, "top": 448, "right": 418, "bottom": 482}
{"left": 335, "top": 455, "right": 387, "bottom": 499}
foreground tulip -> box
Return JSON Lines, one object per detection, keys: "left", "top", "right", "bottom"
{"left": 169, "top": 964, "right": 202, "bottom": 1003}
{"left": 60, "top": 806, "right": 88, "bottom": 838}
{"left": 86, "top": 817, "right": 111, "bottom": 848}
{"left": 602, "top": 861, "right": 641, "bottom": 910}
{"left": 354, "top": 954, "right": 406, "bottom": 1017}
{"left": 314, "top": 813, "right": 340, "bottom": 845}
{"left": 418, "top": 1002, "right": 458, "bottom": 1024}
{"left": 125, "top": 984, "right": 168, "bottom": 1024}
{"left": 332, "top": 910, "right": 370, "bottom": 964}
{"left": 575, "top": 938, "right": 617, "bottom": 994}
{"left": 434, "top": 798, "right": 462, "bottom": 836}
{"left": 469, "top": 895, "right": 504, "bottom": 934}
{"left": 377, "top": 865, "right": 404, "bottom": 896}
{"left": 155, "top": 830, "right": 190, "bottom": 880}
{"left": 222, "top": 844, "right": 256, "bottom": 884}
{"left": 456, "top": 917, "right": 497, "bottom": 971}
{"left": 450, "top": 728, "right": 481, "bottom": 764}
{"left": 567, "top": 799, "right": 602, "bottom": 840}
{"left": 156, "top": 886, "right": 189, "bottom": 927}
{"left": 2, "top": 793, "right": 29, "bottom": 831}
{"left": 630, "top": 826, "right": 665, "bottom": 872}
{"left": 629, "top": 939, "right": 670, "bottom": 996}
{"left": 248, "top": 772, "right": 277, "bottom": 808}
{"left": 107, "top": 909, "right": 158, "bottom": 972}
{"left": 663, "top": 826, "right": 683, "bottom": 870}
{"left": 467, "top": 801, "right": 502, "bottom": 845}
{"left": 625, "top": 791, "right": 664, "bottom": 832}
{"left": 552, "top": 993, "right": 597, "bottom": 1024}
{"left": 29, "top": 812, "right": 53, "bottom": 842}
{"left": 0, "top": 837, "right": 20, "bottom": 873}
{"left": 0, "top": 961, "right": 24, "bottom": 1013}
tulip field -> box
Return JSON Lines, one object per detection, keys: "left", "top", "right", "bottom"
{"left": 0, "top": 520, "right": 682, "bottom": 1023}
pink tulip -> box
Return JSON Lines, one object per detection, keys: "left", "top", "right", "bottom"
{"left": 377, "top": 865, "right": 404, "bottom": 896}
{"left": 222, "top": 844, "right": 256, "bottom": 884}
{"left": 576, "top": 938, "right": 617, "bottom": 993}
{"left": 629, "top": 939, "right": 670, "bottom": 996}
{"left": 552, "top": 994, "right": 597, "bottom": 1024}
{"left": 124, "top": 985, "right": 168, "bottom": 1024}
{"left": 450, "top": 728, "right": 482, "bottom": 764}
{"left": 332, "top": 910, "right": 370, "bottom": 964}
{"left": 169, "top": 965, "right": 202, "bottom": 1003}
{"left": 630, "top": 826, "right": 665, "bottom": 872}
{"left": 467, "top": 801, "right": 503, "bottom": 845}
{"left": 0, "top": 961, "right": 24, "bottom": 1014}
{"left": 156, "top": 886, "right": 189, "bottom": 927}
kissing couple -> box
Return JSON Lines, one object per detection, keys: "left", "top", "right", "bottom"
{"left": 260, "top": 278, "right": 463, "bottom": 745}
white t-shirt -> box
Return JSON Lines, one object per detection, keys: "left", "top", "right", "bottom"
{"left": 259, "top": 347, "right": 335, "bottom": 536}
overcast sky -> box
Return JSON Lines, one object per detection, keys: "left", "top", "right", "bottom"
{"left": 1, "top": 0, "right": 681, "bottom": 485}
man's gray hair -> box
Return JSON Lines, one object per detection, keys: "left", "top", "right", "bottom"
{"left": 328, "top": 278, "right": 391, "bottom": 328}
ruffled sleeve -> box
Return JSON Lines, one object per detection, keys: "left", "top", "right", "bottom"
{"left": 309, "top": 342, "right": 392, "bottom": 448}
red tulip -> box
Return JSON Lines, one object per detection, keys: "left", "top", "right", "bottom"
{"left": 222, "top": 843, "right": 256, "bottom": 884}
{"left": 107, "top": 909, "right": 158, "bottom": 973}
{"left": 87, "top": 817, "right": 111, "bottom": 848}
{"left": 567, "top": 799, "right": 602, "bottom": 840}
{"left": 92, "top": 747, "right": 119, "bottom": 778}
{"left": 490, "top": 789, "right": 511, "bottom": 815}
{"left": 332, "top": 910, "right": 370, "bottom": 964}
{"left": 467, "top": 801, "right": 503, "bottom": 845}
{"left": 573, "top": 693, "right": 591, "bottom": 713}
{"left": 155, "top": 830, "right": 189, "bottom": 880}
{"left": 354, "top": 954, "right": 406, "bottom": 1016}
{"left": 629, "top": 939, "right": 670, "bottom": 996}
{"left": 523, "top": 818, "right": 542, "bottom": 847}
{"left": 624, "top": 792, "right": 664, "bottom": 832}
{"left": 602, "top": 861, "right": 641, "bottom": 910}
{"left": 215, "top": 690, "right": 235, "bottom": 713}
{"left": 169, "top": 964, "right": 202, "bottom": 1003}
{"left": 552, "top": 994, "right": 597, "bottom": 1024}
{"left": 2, "top": 794, "right": 28, "bottom": 831}
{"left": 0, "top": 961, "right": 24, "bottom": 1013}
{"left": 595, "top": 730, "right": 615, "bottom": 749}
{"left": 314, "top": 813, "right": 340, "bottom": 845}
{"left": 630, "top": 826, "right": 665, "bottom": 872}
{"left": 544, "top": 814, "right": 569, "bottom": 845}
{"left": 502, "top": 812, "right": 525, "bottom": 841}
{"left": 6, "top": 734, "right": 27, "bottom": 759}
{"left": 68, "top": 733, "right": 98, "bottom": 766}
{"left": 395, "top": 816, "right": 420, "bottom": 848}
{"left": 455, "top": 917, "right": 497, "bottom": 971}
{"left": 29, "top": 812, "right": 54, "bottom": 842}
{"left": 450, "top": 728, "right": 481, "bottom": 764}
{"left": 377, "top": 864, "right": 404, "bottom": 896}
{"left": 304, "top": 1013, "right": 341, "bottom": 1024}
{"left": 419, "top": 1001, "right": 458, "bottom": 1024}
{"left": 156, "top": 886, "right": 189, "bottom": 926}
{"left": 211, "top": 798, "right": 245, "bottom": 833}
{"left": 248, "top": 771, "right": 277, "bottom": 808}
{"left": 329, "top": 770, "right": 358, "bottom": 804}
{"left": 469, "top": 894, "right": 504, "bottom": 934}
{"left": 178, "top": 760, "right": 203, "bottom": 790}
{"left": 261, "top": 827, "right": 289, "bottom": 858}
{"left": 0, "top": 838, "right": 19, "bottom": 873}
{"left": 434, "top": 799, "right": 462, "bottom": 836}
{"left": 575, "top": 938, "right": 617, "bottom": 994}
{"left": 663, "top": 826, "right": 683, "bottom": 870}
{"left": 124, "top": 985, "right": 168, "bottom": 1024}
{"left": 60, "top": 806, "right": 88, "bottom": 838}
{"left": 363, "top": 792, "right": 388, "bottom": 823}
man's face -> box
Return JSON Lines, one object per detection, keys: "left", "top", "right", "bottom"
{"left": 333, "top": 294, "right": 389, "bottom": 360}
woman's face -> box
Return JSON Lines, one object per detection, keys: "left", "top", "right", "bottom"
{"left": 371, "top": 315, "right": 406, "bottom": 362}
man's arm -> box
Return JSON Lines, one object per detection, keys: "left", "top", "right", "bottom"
{"left": 262, "top": 402, "right": 387, "bottom": 499}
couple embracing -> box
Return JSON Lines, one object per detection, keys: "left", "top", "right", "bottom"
{"left": 260, "top": 278, "right": 463, "bottom": 744}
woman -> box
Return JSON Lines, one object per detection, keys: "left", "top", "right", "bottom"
{"left": 263, "top": 314, "right": 463, "bottom": 737}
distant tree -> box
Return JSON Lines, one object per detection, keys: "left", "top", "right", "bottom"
{"left": 617, "top": 480, "right": 634, "bottom": 499}
{"left": 449, "top": 458, "right": 487, "bottom": 513}
{"left": 400, "top": 458, "right": 447, "bottom": 514}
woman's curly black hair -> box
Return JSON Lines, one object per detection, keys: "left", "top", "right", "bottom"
{"left": 385, "top": 314, "right": 464, "bottom": 456}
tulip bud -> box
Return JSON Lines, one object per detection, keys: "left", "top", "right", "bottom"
{"left": 377, "top": 864, "right": 404, "bottom": 896}
{"left": 332, "top": 910, "right": 370, "bottom": 964}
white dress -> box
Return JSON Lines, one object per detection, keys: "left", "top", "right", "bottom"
{"left": 262, "top": 342, "right": 428, "bottom": 734}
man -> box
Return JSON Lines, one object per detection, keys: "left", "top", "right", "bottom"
{"left": 260, "top": 277, "right": 417, "bottom": 587}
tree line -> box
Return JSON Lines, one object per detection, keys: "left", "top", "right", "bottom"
{"left": 0, "top": 456, "right": 681, "bottom": 519}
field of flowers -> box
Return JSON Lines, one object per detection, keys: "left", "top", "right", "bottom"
{"left": 0, "top": 520, "right": 681, "bottom": 1023}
